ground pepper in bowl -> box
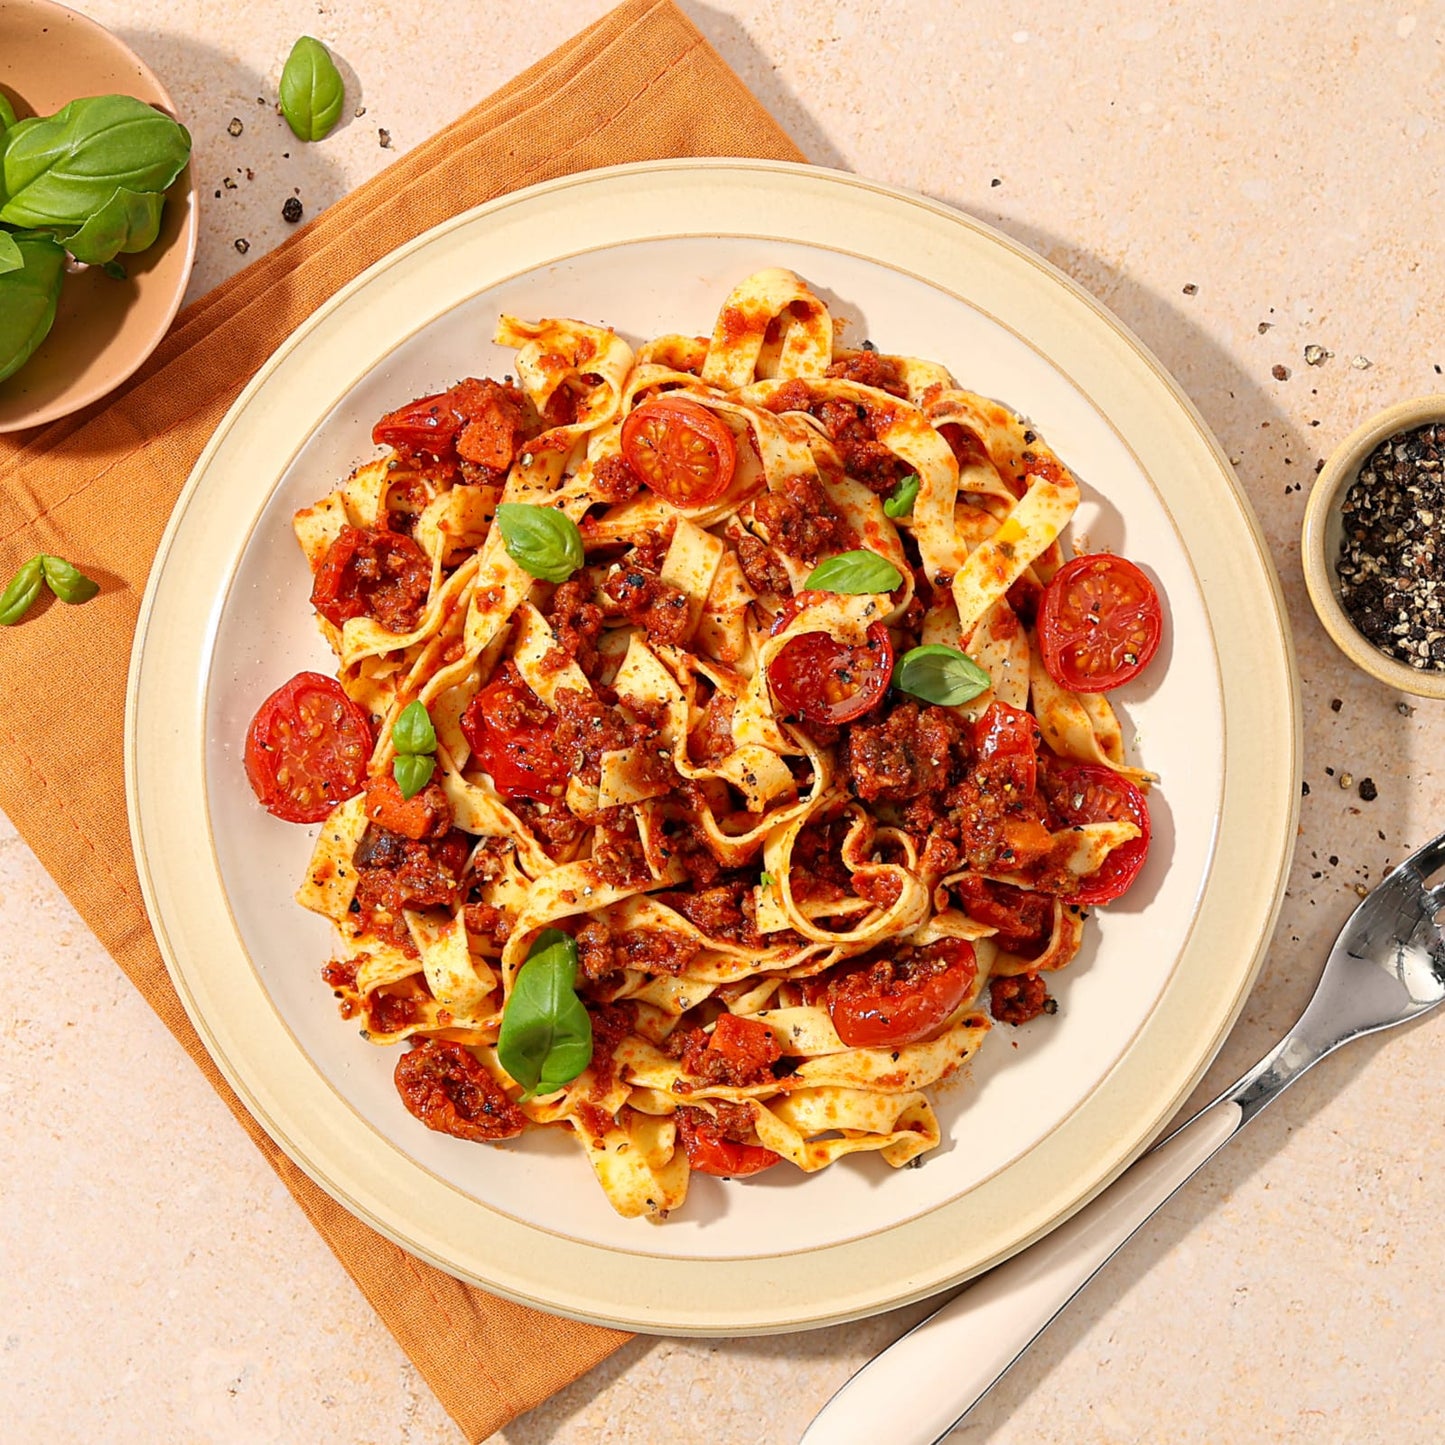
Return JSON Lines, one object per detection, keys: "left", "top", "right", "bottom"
{"left": 1336, "top": 422, "right": 1445, "bottom": 672}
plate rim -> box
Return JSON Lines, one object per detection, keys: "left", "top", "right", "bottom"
{"left": 126, "top": 157, "right": 1300, "bottom": 1334}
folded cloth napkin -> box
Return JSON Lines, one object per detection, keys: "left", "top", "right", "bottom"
{"left": 0, "top": 2, "right": 803, "bottom": 1438}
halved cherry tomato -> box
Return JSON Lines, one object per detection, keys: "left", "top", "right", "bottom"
{"left": 767, "top": 600, "right": 894, "bottom": 726}
{"left": 460, "top": 670, "right": 567, "bottom": 801}
{"left": 620, "top": 395, "right": 737, "bottom": 508}
{"left": 244, "top": 671, "right": 373, "bottom": 823}
{"left": 372, "top": 377, "right": 524, "bottom": 470}
{"left": 972, "top": 701, "right": 1042, "bottom": 795}
{"left": 675, "top": 1106, "right": 780, "bottom": 1178}
{"left": 310, "top": 525, "right": 431, "bottom": 634}
{"left": 1042, "top": 761, "right": 1151, "bottom": 905}
{"left": 1037, "top": 553, "right": 1163, "bottom": 693}
{"left": 827, "top": 939, "right": 978, "bottom": 1049}
{"left": 952, "top": 874, "right": 1053, "bottom": 956}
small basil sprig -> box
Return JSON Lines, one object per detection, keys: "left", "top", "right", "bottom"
{"left": 803, "top": 549, "right": 903, "bottom": 595}
{"left": 0, "top": 234, "right": 65, "bottom": 383}
{"left": 497, "top": 929, "right": 594, "bottom": 1101}
{"left": 893, "top": 644, "right": 991, "bottom": 706}
{"left": 496, "top": 502, "right": 584, "bottom": 583}
{"left": 759, "top": 871, "right": 777, "bottom": 889}
{"left": 390, "top": 699, "right": 437, "bottom": 798}
{"left": 1, "top": 96, "right": 191, "bottom": 236}
{"left": 0, "top": 552, "right": 100, "bottom": 625}
{"left": 279, "top": 37, "right": 346, "bottom": 143}
{"left": 883, "top": 473, "right": 920, "bottom": 519}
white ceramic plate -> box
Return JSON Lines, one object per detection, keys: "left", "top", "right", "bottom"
{"left": 126, "top": 160, "right": 1298, "bottom": 1334}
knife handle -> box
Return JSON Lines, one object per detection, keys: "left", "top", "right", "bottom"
{"left": 799, "top": 1099, "right": 1243, "bottom": 1445}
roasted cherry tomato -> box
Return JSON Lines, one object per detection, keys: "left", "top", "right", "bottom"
{"left": 675, "top": 1106, "right": 780, "bottom": 1178}
{"left": 244, "top": 671, "right": 373, "bottom": 824}
{"left": 372, "top": 377, "right": 524, "bottom": 470}
{"left": 952, "top": 874, "right": 1053, "bottom": 956}
{"left": 1037, "top": 553, "right": 1163, "bottom": 693}
{"left": 767, "top": 608, "right": 894, "bottom": 726}
{"left": 394, "top": 1038, "right": 526, "bottom": 1142}
{"left": 620, "top": 395, "right": 737, "bottom": 508}
{"left": 827, "top": 939, "right": 978, "bottom": 1049}
{"left": 460, "top": 670, "right": 567, "bottom": 801}
{"left": 1043, "top": 761, "right": 1151, "bottom": 905}
{"left": 972, "top": 700, "right": 1042, "bottom": 795}
{"left": 310, "top": 525, "right": 431, "bottom": 634}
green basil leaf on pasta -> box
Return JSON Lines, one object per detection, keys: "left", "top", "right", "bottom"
{"left": 759, "top": 871, "right": 776, "bottom": 889}
{"left": 803, "top": 549, "right": 903, "bottom": 595}
{"left": 893, "top": 644, "right": 991, "bottom": 706}
{"left": 391, "top": 752, "right": 435, "bottom": 800}
{"left": 279, "top": 37, "right": 346, "bottom": 143}
{"left": 391, "top": 699, "right": 436, "bottom": 756}
{"left": 0, "top": 556, "right": 45, "bottom": 626}
{"left": 882, "top": 473, "right": 920, "bottom": 519}
{"left": 497, "top": 929, "right": 594, "bottom": 1101}
{"left": 40, "top": 554, "right": 99, "bottom": 604}
{"left": 496, "top": 502, "right": 584, "bottom": 583}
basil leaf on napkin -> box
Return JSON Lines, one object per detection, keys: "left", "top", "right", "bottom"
{"left": 0, "top": 557, "right": 45, "bottom": 626}
{"left": 803, "top": 549, "right": 903, "bottom": 595}
{"left": 893, "top": 643, "right": 991, "bottom": 706}
{"left": 279, "top": 37, "right": 346, "bottom": 143}
{"left": 496, "top": 503, "right": 584, "bottom": 583}
{"left": 40, "top": 555, "right": 100, "bottom": 605}
{"left": 497, "top": 929, "right": 594, "bottom": 1101}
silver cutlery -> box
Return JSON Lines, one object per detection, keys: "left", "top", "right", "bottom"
{"left": 802, "top": 825, "right": 1445, "bottom": 1445}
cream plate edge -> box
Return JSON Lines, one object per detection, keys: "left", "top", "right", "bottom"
{"left": 125, "top": 159, "right": 1300, "bottom": 1335}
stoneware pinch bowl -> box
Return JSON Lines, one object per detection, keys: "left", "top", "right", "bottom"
{"left": 1301, "top": 394, "right": 1445, "bottom": 701}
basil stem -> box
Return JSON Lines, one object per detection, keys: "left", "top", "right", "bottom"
{"left": 0, "top": 96, "right": 191, "bottom": 232}
{"left": 0, "top": 234, "right": 65, "bottom": 384}
{"left": 279, "top": 37, "right": 346, "bottom": 143}
{"left": 391, "top": 699, "right": 436, "bottom": 756}
{"left": 496, "top": 502, "right": 584, "bottom": 583}
{"left": 496, "top": 929, "right": 594, "bottom": 1101}
{"left": 391, "top": 753, "right": 435, "bottom": 800}
{"left": 883, "top": 473, "right": 920, "bottom": 519}
{"left": 40, "top": 555, "right": 99, "bottom": 604}
{"left": 0, "top": 556, "right": 44, "bottom": 626}
{"left": 893, "top": 643, "right": 992, "bottom": 706}
{"left": 803, "top": 549, "right": 904, "bottom": 595}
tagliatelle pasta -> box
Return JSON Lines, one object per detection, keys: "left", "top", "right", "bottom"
{"left": 248, "top": 269, "right": 1164, "bottom": 1220}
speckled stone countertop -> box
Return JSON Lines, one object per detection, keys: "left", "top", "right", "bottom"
{"left": 5, "top": 3, "right": 1445, "bottom": 1442}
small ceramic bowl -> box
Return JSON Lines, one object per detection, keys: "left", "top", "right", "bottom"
{"left": 0, "top": 0, "right": 198, "bottom": 433}
{"left": 1301, "top": 394, "right": 1445, "bottom": 700}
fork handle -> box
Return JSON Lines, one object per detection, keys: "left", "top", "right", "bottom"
{"left": 799, "top": 1098, "right": 1244, "bottom": 1445}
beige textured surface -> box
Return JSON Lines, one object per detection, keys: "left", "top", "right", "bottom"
{"left": 3, "top": 2, "right": 1444, "bottom": 1442}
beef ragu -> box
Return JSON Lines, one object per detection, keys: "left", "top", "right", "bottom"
{"left": 248, "top": 267, "right": 1163, "bottom": 1219}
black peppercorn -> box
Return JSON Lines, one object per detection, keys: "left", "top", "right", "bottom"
{"left": 282, "top": 196, "right": 304, "bottom": 224}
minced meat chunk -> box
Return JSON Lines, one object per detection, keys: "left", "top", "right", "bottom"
{"left": 751, "top": 474, "right": 847, "bottom": 562}
{"left": 825, "top": 351, "right": 909, "bottom": 397}
{"left": 845, "top": 703, "right": 965, "bottom": 803}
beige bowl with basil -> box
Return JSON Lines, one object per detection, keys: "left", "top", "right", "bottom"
{"left": 1301, "top": 395, "right": 1445, "bottom": 700}
{"left": 0, "top": 0, "right": 197, "bottom": 433}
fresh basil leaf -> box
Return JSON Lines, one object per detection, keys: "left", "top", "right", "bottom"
{"left": 497, "top": 929, "right": 594, "bottom": 1100}
{"left": 759, "top": 871, "right": 776, "bottom": 889}
{"left": 0, "top": 96, "right": 191, "bottom": 230}
{"left": 392, "top": 752, "right": 435, "bottom": 800}
{"left": 391, "top": 699, "right": 436, "bottom": 756}
{"left": 495, "top": 502, "right": 584, "bottom": 583}
{"left": 0, "top": 231, "right": 21, "bottom": 275}
{"left": 0, "top": 233, "right": 65, "bottom": 383}
{"left": 0, "top": 556, "right": 44, "bottom": 626}
{"left": 0, "top": 93, "right": 17, "bottom": 133}
{"left": 40, "top": 555, "right": 99, "bottom": 604}
{"left": 893, "top": 644, "right": 992, "bottom": 706}
{"left": 61, "top": 186, "right": 164, "bottom": 265}
{"left": 883, "top": 473, "right": 920, "bottom": 519}
{"left": 279, "top": 37, "right": 346, "bottom": 143}
{"left": 803, "top": 549, "right": 903, "bottom": 595}
{"left": 101, "top": 259, "right": 127, "bottom": 280}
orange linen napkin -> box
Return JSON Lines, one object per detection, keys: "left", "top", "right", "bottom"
{"left": 0, "top": 3, "right": 804, "bottom": 1438}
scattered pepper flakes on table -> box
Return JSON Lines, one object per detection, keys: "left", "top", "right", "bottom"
{"left": 234, "top": 238, "right": 249, "bottom": 254}
{"left": 1358, "top": 778, "right": 1378, "bottom": 802}
{"left": 1352, "top": 355, "right": 1372, "bottom": 369}
{"left": 378, "top": 127, "right": 392, "bottom": 148}
{"left": 1272, "top": 363, "right": 1290, "bottom": 380}
{"left": 1182, "top": 283, "right": 1198, "bottom": 295}
{"left": 282, "top": 197, "right": 303, "bottom": 223}
{"left": 1304, "top": 344, "right": 1332, "bottom": 366}
{"left": 227, "top": 117, "right": 243, "bottom": 137}
{"left": 1339, "top": 771, "right": 1354, "bottom": 789}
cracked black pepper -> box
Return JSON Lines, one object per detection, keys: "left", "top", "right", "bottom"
{"left": 1336, "top": 422, "right": 1445, "bottom": 670}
